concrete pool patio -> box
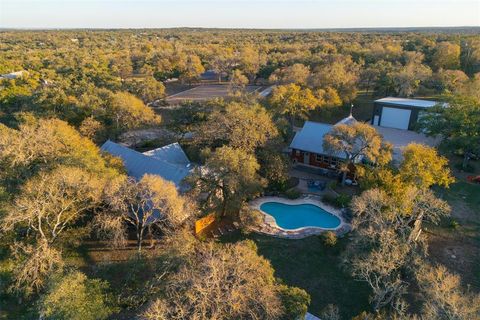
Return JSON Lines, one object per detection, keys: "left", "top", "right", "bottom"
{"left": 249, "top": 195, "right": 351, "bottom": 239}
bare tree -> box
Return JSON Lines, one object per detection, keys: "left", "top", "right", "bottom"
{"left": 10, "top": 242, "right": 64, "bottom": 296}
{"left": 349, "top": 231, "right": 409, "bottom": 311}
{"left": 3, "top": 166, "right": 104, "bottom": 245}
{"left": 416, "top": 264, "right": 480, "bottom": 320}
{"left": 346, "top": 187, "right": 450, "bottom": 312}
{"left": 142, "top": 241, "right": 285, "bottom": 320}
{"left": 100, "top": 175, "right": 191, "bottom": 252}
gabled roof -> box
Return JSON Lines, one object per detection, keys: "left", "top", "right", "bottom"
{"left": 335, "top": 114, "right": 357, "bottom": 126}
{"left": 290, "top": 115, "right": 360, "bottom": 159}
{"left": 142, "top": 142, "right": 191, "bottom": 166}
{"left": 374, "top": 97, "right": 438, "bottom": 108}
{"left": 290, "top": 121, "right": 337, "bottom": 156}
{"left": 101, "top": 140, "right": 192, "bottom": 189}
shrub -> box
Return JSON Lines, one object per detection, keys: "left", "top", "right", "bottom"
{"left": 454, "top": 162, "right": 475, "bottom": 173}
{"left": 450, "top": 219, "right": 460, "bottom": 229}
{"left": 322, "top": 231, "right": 337, "bottom": 247}
{"left": 239, "top": 207, "right": 264, "bottom": 234}
{"left": 285, "top": 188, "right": 301, "bottom": 199}
{"left": 278, "top": 284, "right": 311, "bottom": 320}
{"left": 39, "top": 271, "right": 117, "bottom": 320}
{"left": 320, "top": 304, "right": 340, "bottom": 320}
{"left": 327, "top": 180, "right": 337, "bottom": 190}
{"left": 335, "top": 194, "right": 352, "bottom": 208}
{"left": 322, "top": 193, "right": 351, "bottom": 208}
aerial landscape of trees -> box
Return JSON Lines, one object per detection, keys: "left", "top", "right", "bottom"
{"left": 0, "top": 28, "right": 479, "bottom": 319}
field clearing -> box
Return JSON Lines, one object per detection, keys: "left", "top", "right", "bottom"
{"left": 428, "top": 157, "right": 480, "bottom": 292}
{"left": 221, "top": 232, "right": 371, "bottom": 318}
{"left": 165, "top": 84, "right": 262, "bottom": 104}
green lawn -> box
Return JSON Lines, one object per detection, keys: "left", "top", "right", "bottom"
{"left": 436, "top": 181, "right": 480, "bottom": 217}
{"left": 222, "top": 232, "right": 371, "bottom": 319}
{"left": 428, "top": 179, "right": 480, "bottom": 292}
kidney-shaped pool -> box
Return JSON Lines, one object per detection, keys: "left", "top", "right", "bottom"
{"left": 259, "top": 202, "right": 341, "bottom": 230}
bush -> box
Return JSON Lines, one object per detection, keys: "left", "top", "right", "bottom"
{"left": 239, "top": 207, "right": 264, "bottom": 234}
{"left": 454, "top": 162, "right": 475, "bottom": 173}
{"left": 322, "top": 193, "right": 351, "bottom": 208}
{"left": 450, "top": 219, "right": 460, "bottom": 229}
{"left": 39, "top": 271, "right": 117, "bottom": 320}
{"left": 279, "top": 284, "right": 311, "bottom": 320}
{"left": 320, "top": 304, "right": 340, "bottom": 320}
{"left": 335, "top": 194, "right": 352, "bottom": 208}
{"left": 321, "top": 231, "right": 337, "bottom": 247}
{"left": 285, "top": 188, "right": 301, "bottom": 199}
{"left": 327, "top": 180, "right": 337, "bottom": 190}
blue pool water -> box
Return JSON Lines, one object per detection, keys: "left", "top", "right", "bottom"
{"left": 260, "top": 202, "right": 341, "bottom": 230}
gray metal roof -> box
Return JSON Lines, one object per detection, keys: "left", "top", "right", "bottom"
{"left": 101, "top": 140, "right": 192, "bottom": 189}
{"left": 290, "top": 121, "right": 345, "bottom": 157}
{"left": 143, "top": 142, "right": 190, "bottom": 166}
{"left": 335, "top": 114, "right": 357, "bottom": 126}
{"left": 374, "top": 97, "right": 438, "bottom": 108}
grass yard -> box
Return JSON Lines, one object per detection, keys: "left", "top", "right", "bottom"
{"left": 221, "top": 232, "right": 371, "bottom": 319}
{"left": 427, "top": 160, "right": 480, "bottom": 292}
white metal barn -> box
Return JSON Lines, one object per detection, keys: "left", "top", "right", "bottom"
{"left": 371, "top": 97, "right": 439, "bottom": 131}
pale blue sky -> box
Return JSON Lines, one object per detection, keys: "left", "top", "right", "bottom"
{"left": 1, "top": 0, "right": 479, "bottom": 29}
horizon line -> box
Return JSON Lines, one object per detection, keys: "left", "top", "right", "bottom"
{"left": 1, "top": 25, "right": 479, "bottom": 31}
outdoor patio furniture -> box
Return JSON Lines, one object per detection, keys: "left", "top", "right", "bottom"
{"left": 318, "top": 181, "right": 327, "bottom": 190}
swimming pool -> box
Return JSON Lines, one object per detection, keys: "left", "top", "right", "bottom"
{"left": 259, "top": 202, "right": 341, "bottom": 230}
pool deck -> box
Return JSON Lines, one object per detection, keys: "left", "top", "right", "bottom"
{"left": 249, "top": 195, "right": 351, "bottom": 239}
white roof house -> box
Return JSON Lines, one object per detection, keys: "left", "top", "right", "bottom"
{"left": 374, "top": 97, "right": 439, "bottom": 109}
{"left": 372, "top": 97, "right": 445, "bottom": 130}
{"left": 0, "top": 70, "right": 29, "bottom": 80}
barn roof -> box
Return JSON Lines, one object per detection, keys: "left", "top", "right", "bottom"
{"left": 101, "top": 140, "right": 192, "bottom": 189}
{"left": 374, "top": 97, "right": 439, "bottom": 108}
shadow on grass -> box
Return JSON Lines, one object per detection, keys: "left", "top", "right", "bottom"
{"left": 221, "top": 231, "right": 371, "bottom": 318}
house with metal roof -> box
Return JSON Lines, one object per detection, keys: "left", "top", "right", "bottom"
{"left": 371, "top": 97, "right": 441, "bottom": 130}
{"left": 289, "top": 115, "right": 357, "bottom": 178}
{"left": 101, "top": 141, "right": 193, "bottom": 191}
{"left": 142, "top": 142, "right": 191, "bottom": 166}
{"left": 290, "top": 110, "right": 440, "bottom": 176}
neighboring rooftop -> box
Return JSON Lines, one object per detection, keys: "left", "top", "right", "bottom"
{"left": 101, "top": 140, "right": 192, "bottom": 190}
{"left": 374, "top": 97, "right": 439, "bottom": 108}
{"left": 0, "top": 70, "right": 29, "bottom": 80}
{"left": 258, "top": 86, "right": 274, "bottom": 98}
